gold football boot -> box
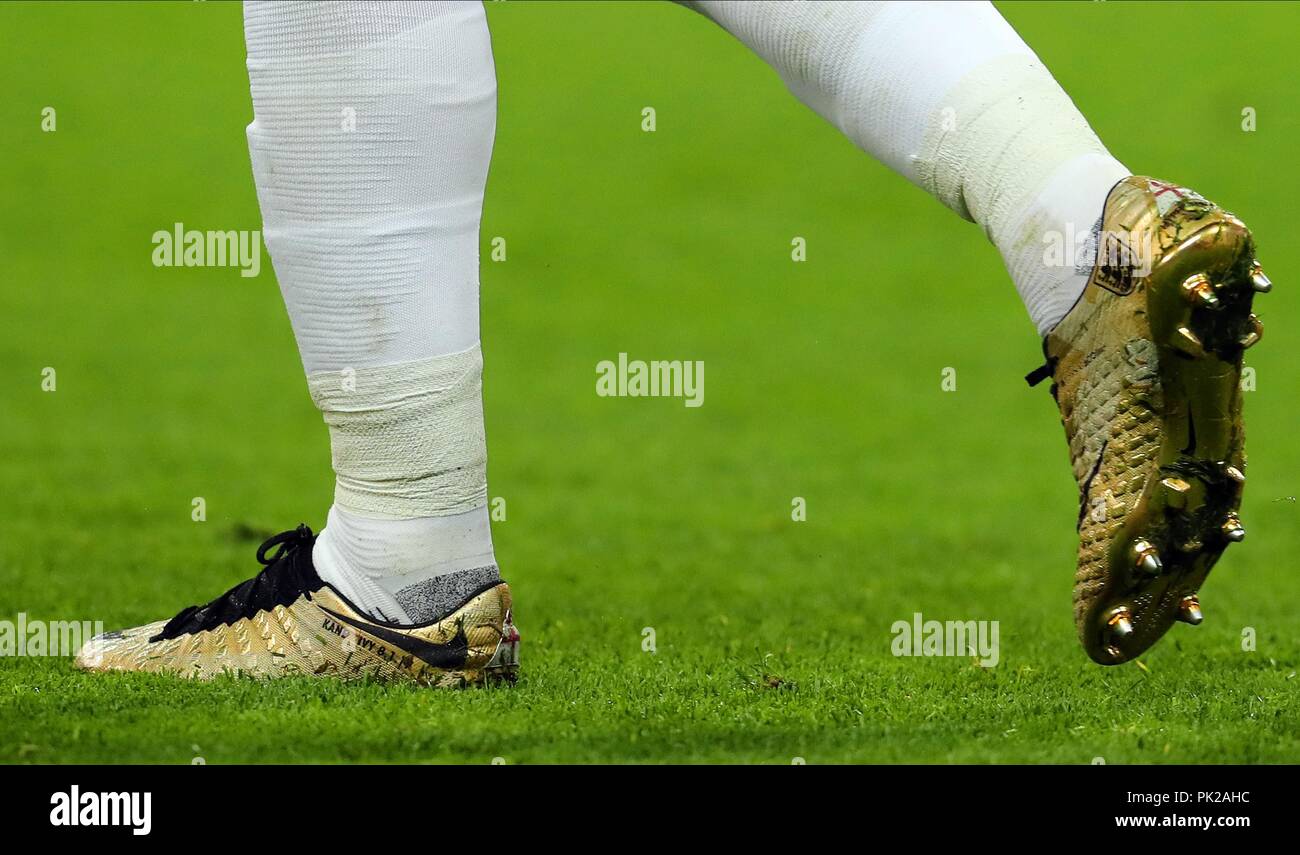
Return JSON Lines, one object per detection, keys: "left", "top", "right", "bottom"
{"left": 75, "top": 525, "right": 520, "bottom": 686}
{"left": 1031, "top": 176, "right": 1267, "bottom": 664}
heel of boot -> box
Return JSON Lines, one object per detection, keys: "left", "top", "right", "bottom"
{"left": 480, "top": 582, "right": 519, "bottom": 684}
{"left": 484, "top": 608, "right": 520, "bottom": 684}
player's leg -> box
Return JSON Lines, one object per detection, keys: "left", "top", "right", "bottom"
{"left": 77, "top": 1, "right": 519, "bottom": 685}
{"left": 684, "top": 0, "right": 1268, "bottom": 663}
{"left": 683, "top": 0, "right": 1125, "bottom": 336}
{"left": 244, "top": 0, "right": 499, "bottom": 627}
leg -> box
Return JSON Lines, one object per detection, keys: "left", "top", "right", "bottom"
{"left": 682, "top": 0, "right": 1267, "bottom": 663}
{"left": 77, "top": 1, "right": 519, "bottom": 685}
{"left": 244, "top": 0, "right": 498, "bottom": 625}
{"left": 683, "top": 0, "right": 1127, "bottom": 335}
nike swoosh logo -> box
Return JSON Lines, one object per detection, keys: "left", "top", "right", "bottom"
{"left": 319, "top": 606, "right": 469, "bottom": 670}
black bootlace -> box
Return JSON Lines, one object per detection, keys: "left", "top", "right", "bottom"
{"left": 151, "top": 524, "right": 321, "bottom": 642}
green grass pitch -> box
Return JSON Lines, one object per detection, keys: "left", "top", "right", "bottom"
{"left": 2, "top": 1, "right": 1297, "bottom": 763}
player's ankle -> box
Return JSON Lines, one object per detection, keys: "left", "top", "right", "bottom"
{"left": 313, "top": 504, "right": 499, "bottom": 625}
{"left": 997, "top": 153, "right": 1131, "bottom": 335}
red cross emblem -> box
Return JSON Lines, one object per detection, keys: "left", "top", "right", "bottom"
{"left": 1149, "top": 180, "right": 1186, "bottom": 200}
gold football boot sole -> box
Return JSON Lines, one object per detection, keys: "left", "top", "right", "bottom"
{"left": 77, "top": 583, "right": 519, "bottom": 687}
{"left": 1040, "top": 176, "right": 1267, "bottom": 664}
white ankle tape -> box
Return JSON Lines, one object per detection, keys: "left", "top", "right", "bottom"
{"left": 307, "top": 345, "right": 487, "bottom": 518}
{"left": 916, "top": 54, "right": 1115, "bottom": 240}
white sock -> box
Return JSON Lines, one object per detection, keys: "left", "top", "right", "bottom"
{"left": 313, "top": 506, "right": 499, "bottom": 624}
{"left": 683, "top": 0, "right": 1130, "bottom": 335}
{"left": 243, "top": 0, "right": 499, "bottom": 622}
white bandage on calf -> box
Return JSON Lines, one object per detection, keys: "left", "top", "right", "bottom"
{"left": 307, "top": 345, "right": 488, "bottom": 518}
{"left": 244, "top": 0, "right": 496, "bottom": 373}
{"left": 918, "top": 52, "right": 1129, "bottom": 332}
{"left": 682, "top": 1, "right": 1035, "bottom": 194}
{"left": 683, "top": 0, "right": 1129, "bottom": 334}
